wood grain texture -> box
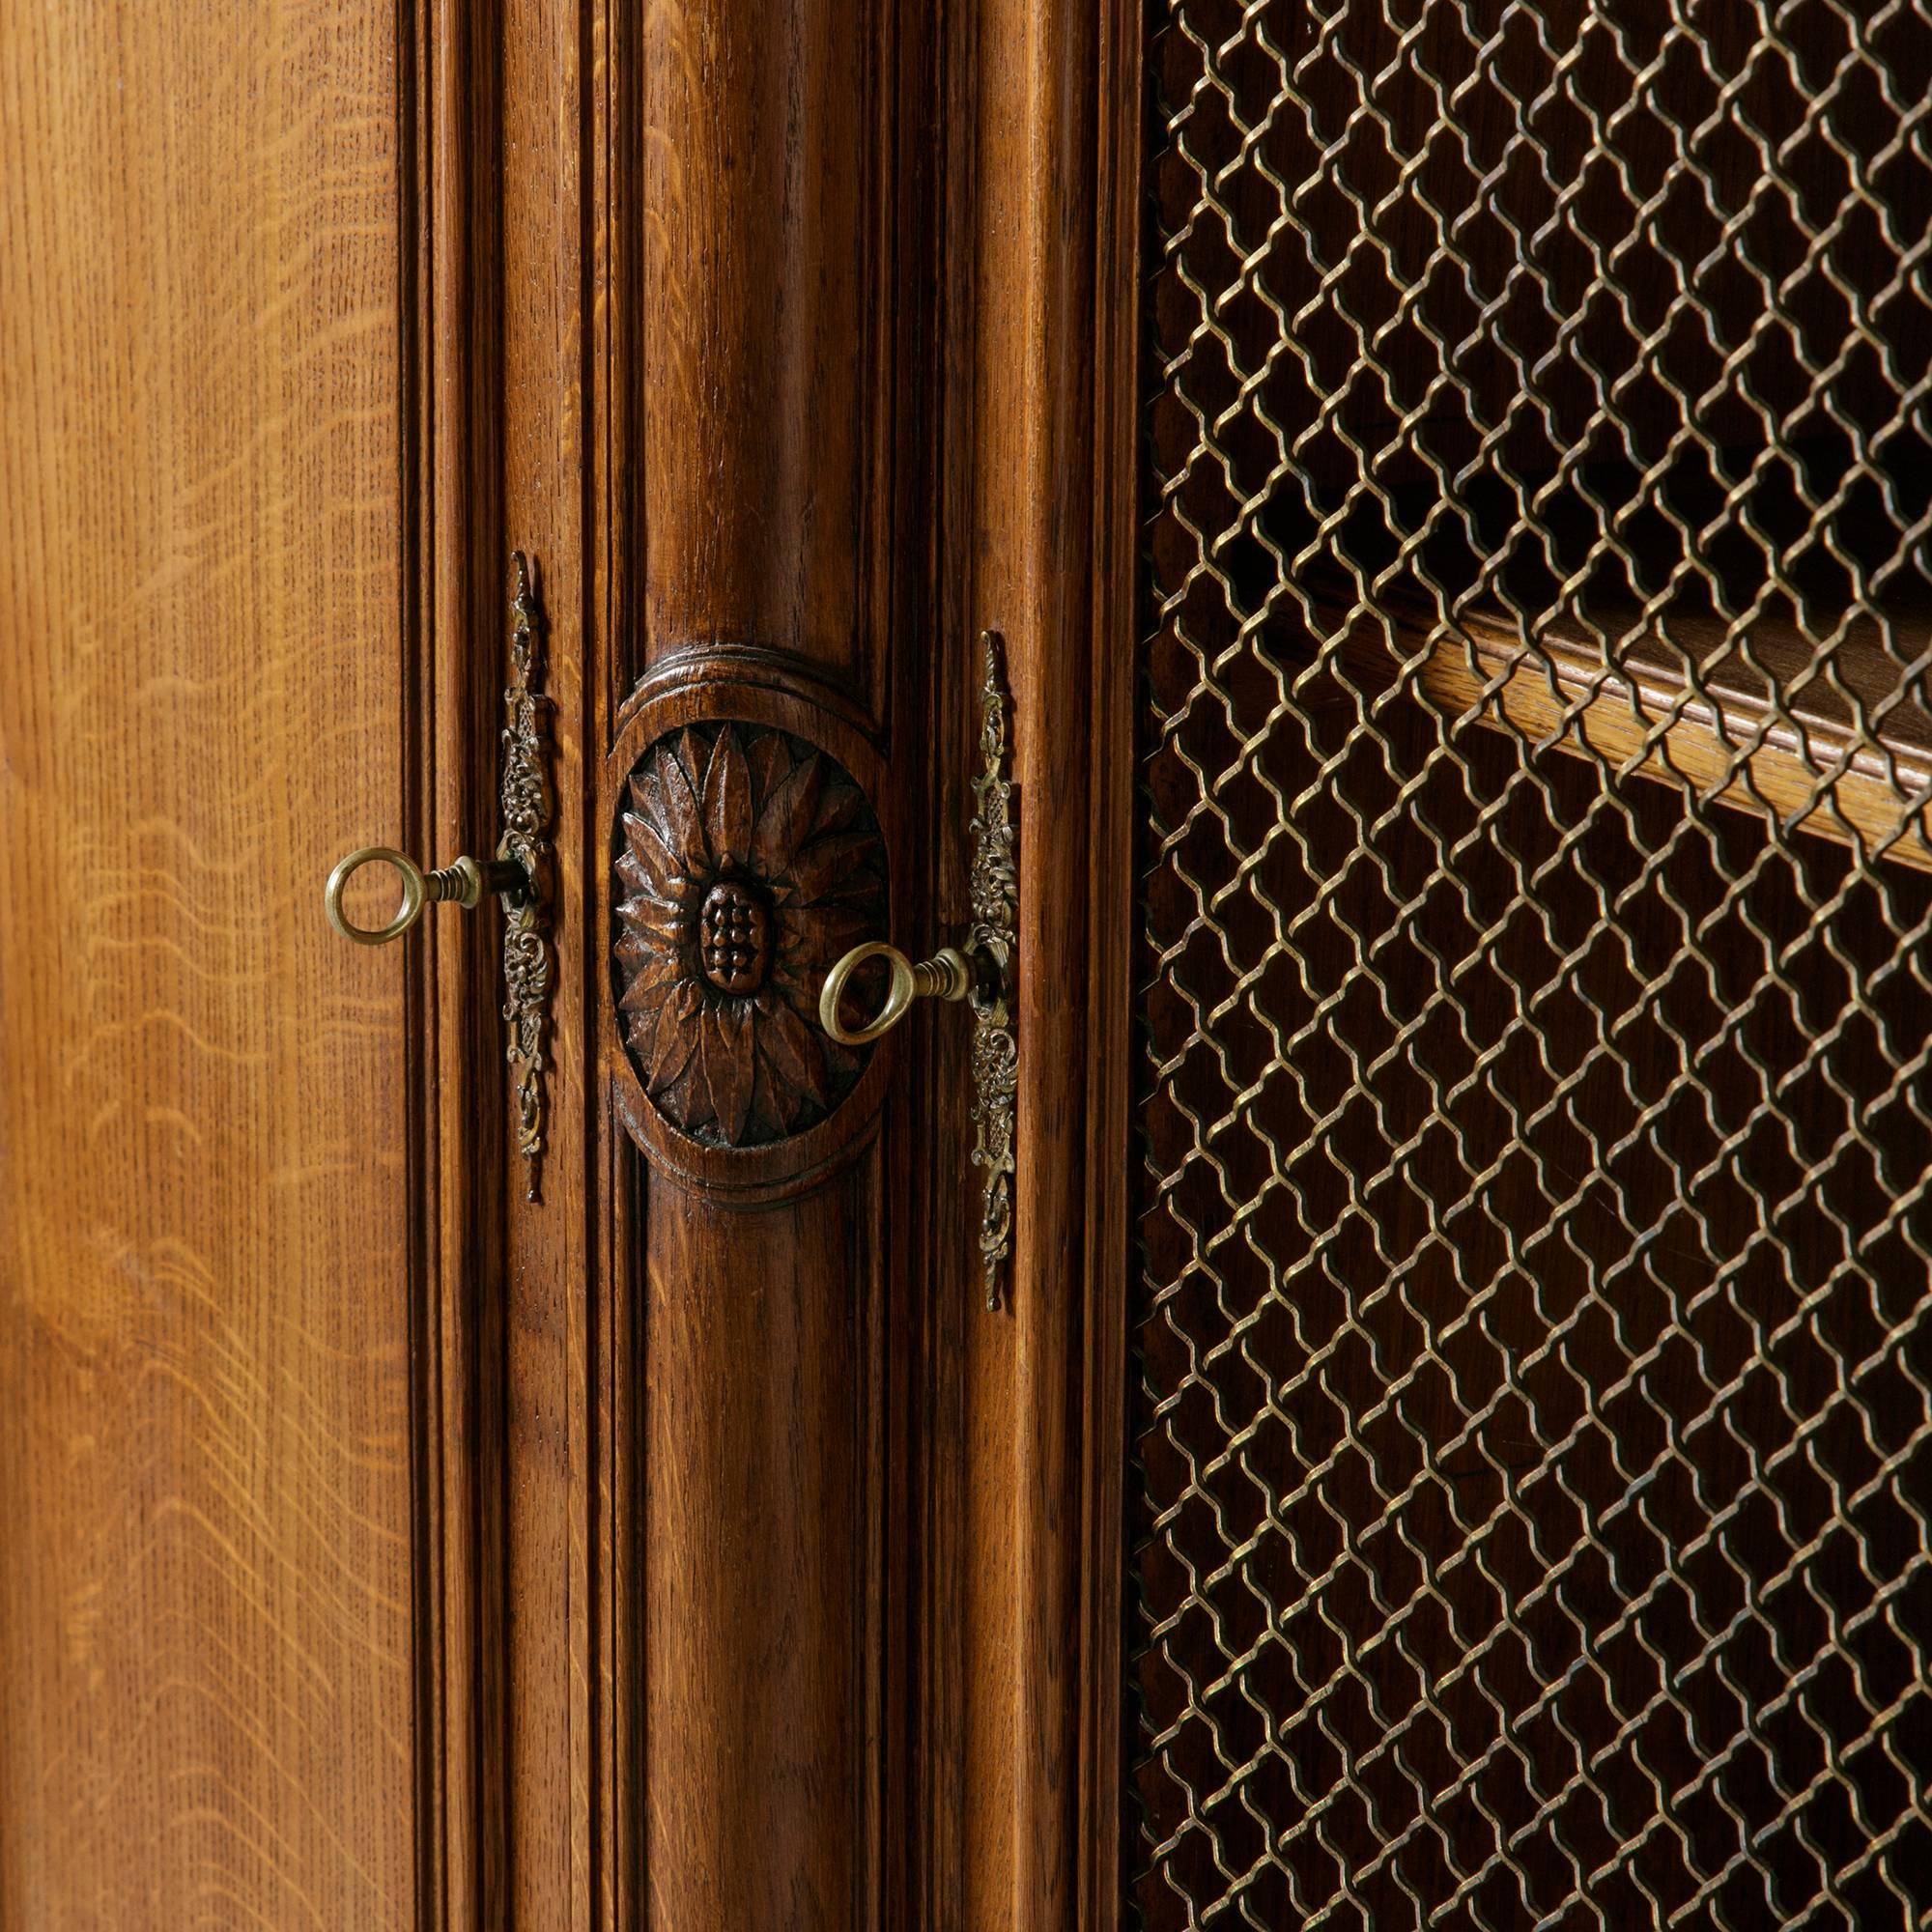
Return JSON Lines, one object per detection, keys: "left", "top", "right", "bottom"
{"left": 612, "top": 719, "right": 890, "bottom": 1147}
{"left": 502, "top": 0, "right": 1135, "bottom": 1922}
{"left": 1341, "top": 602, "right": 1932, "bottom": 874}
{"left": 632, "top": 0, "right": 903, "bottom": 719}
{"left": 597, "top": 675, "right": 898, "bottom": 1929}
{"left": 403, "top": 8, "right": 523, "bottom": 1932}
{"left": 943, "top": 0, "right": 1142, "bottom": 1925}
{"left": 574, "top": 0, "right": 949, "bottom": 1924}
{"left": 495, "top": 3, "right": 590, "bottom": 1929}
{"left": 640, "top": 1158, "right": 881, "bottom": 1926}
{"left": 0, "top": 2, "right": 423, "bottom": 1924}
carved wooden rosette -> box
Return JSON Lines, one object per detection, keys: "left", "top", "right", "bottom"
{"left": 606, "top": 676, "right": 895, "bottom": 1198}
{"left": 613, "top": 720, "right": 885, "bottom": 1148}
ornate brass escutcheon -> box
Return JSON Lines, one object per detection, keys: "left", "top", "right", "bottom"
{"left": 325, "top": 551, "right": 555, "bottom": 1198}
{"left": 818, "top": 630, "right": 1017, "bottom": 1308}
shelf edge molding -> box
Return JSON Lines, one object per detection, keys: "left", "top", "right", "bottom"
{"left": 1350, "top": 606, "right": 1932, "bottom": 876}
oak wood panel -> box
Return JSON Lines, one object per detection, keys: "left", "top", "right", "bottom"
{"left": 0, "top": 3, "right": 424, "bottom": 1925}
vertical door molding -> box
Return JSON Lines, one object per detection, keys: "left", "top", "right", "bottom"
{"left": 940, "top": 0, "right": 1145, "bottom": 1924}
{"left": 570, "top": 0, "right": 952, "bottom": 1925}
{"left": 400, "top": 1, "right": 512, "bottom": 1926}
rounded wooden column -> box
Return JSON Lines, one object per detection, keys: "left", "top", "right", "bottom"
{"left": 604, "top": 0, "right": 934, "bottom": 1923}
{"left": 639, "top": 0, "right": 882, "bottom": 683}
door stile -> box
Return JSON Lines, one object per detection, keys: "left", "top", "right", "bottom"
{"left": 944, "top": 0, "right": 1143, "bottom": 1927}
{"left": 496, "top": 0, "right": 600, "bottom": 1923}
{"left": 558, "top": 0, "right": 957, "bottom": 1925}
{"left": 494, "top": 0, "right": 1148, "bottom": 1921}
{"left": 1078, "top": 2, "right": 1148, "bottom": 1925}
{"left": 402, "top": 0, "right": 512, "bottom": 1924}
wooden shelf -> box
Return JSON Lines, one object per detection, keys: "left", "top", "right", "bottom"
{"left": 1342, "top": 599, "right": 1932, "bottom": 875}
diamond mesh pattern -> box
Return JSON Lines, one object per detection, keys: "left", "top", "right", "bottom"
{"left": 1129, "top": 4, "right": 1932, "bottom": 1928}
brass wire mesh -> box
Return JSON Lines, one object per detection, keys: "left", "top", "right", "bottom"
{"left": 1128, "top": 4, "right": 1932, "bottom": 1928}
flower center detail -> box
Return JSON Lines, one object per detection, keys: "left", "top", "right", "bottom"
{"left": 698, "top": 880, "right": 773, "bottom": 995}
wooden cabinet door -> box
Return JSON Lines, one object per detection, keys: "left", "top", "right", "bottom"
{"left": 1108, "top": 8, "right": 1932, "bottom": 1932}
{"left": 0, "top": 4, "right": 1118, "bottom": 1929}
{"left": 0, "top": 6, "right": 499, "bottom": 1926}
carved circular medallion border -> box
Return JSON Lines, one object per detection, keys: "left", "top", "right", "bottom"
{"left": 612, "top": 713, "right": 888, "bottom": 1153}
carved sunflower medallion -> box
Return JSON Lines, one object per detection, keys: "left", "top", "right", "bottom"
{"left": 613, "top": 721, "right": 887, "bottom": 1148}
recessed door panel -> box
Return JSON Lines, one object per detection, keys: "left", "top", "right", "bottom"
{"left": 0, "top": 5, "right": 425, "bottom": 1923}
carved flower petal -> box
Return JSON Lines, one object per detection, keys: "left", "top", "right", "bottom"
{"left": 616, "top": 895, "right": 685, "bottom": 952}
{"left": 813, "top": 783, "right": 867, "bottom": 838}
{"left": 624, "top": 991, "right": 673, "bottom": 1064}
{"left": 615, "top": 926, "right": 673, "bottom": 972}
{"left": 617, "top": 955, "right": 682, "bottom": 1010}
{"left": 622, "top": 809, "right": 688, "bottom": 889}
{"left": 615, "top": 845, "right": 687, "bottom": 908}
{"left": 622, "top": 1006, "right": 661, "bottom": 1065}
{"left": 661, "top": 735, "right": 711, "bottom": 873}
{"left": 746, "top": 731, "right": 790, "bottom": 812}
{"left": 754, "top": 989, "right": 827, "bottom": 1106}
{"left": 700, "top": 1001, "right": 755, "bottom": 1145}
{"left": 661, "top": 1052, "right": 709, "bottom": 1131}
{"left": 646, "top": 987, "right": 700, "bottom": 1093}
{"left": 780, "top": 829, "right": 883, "bottom": 906}
{"left": 628, "top": 768, "right": 675, "bottom": 847}
{"left": 751, "top": 752, "right": 825, "bottom": 879}
{"left": 765, "top": 1074, "right": 804, "bottom": 1128}
{"left": 614, "top": 847, "right": 649, "bottom": 897}
{"left": 777, "top": 903, "right": 874, "bottom": 974}
{"left": 702, "top": 724, "right": 754, "bottom": 871}
{"left": 759, "top": 1055, "right": 802, "bottom": 1132}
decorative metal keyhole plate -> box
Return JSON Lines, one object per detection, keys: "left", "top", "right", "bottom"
{"left": 613, "top": 721, "right": 886, "bottom": 1149}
